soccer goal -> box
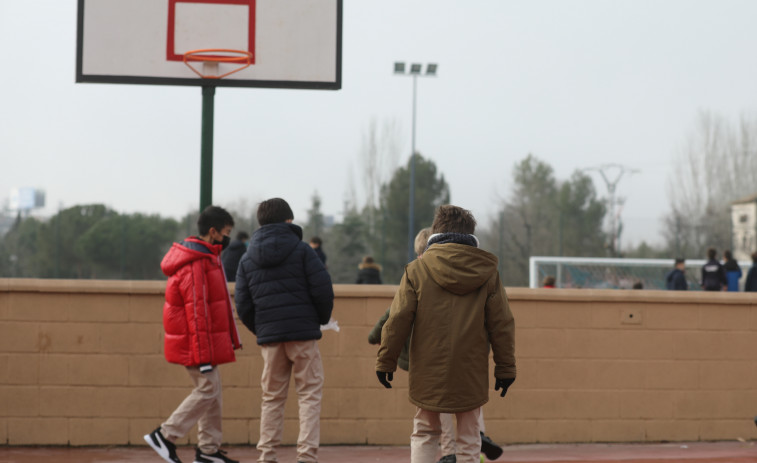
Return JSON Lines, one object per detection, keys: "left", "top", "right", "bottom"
{"left": 529, "top": 256, "right": 751, "bottom": 290}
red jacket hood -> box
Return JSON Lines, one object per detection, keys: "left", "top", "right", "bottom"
{"left": 161, "top": 238, "right": 222, "bottom": 277}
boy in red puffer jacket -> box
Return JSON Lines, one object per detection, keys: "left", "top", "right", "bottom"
{"left": 144, "top": 205, "right": 242, "bottom": 463}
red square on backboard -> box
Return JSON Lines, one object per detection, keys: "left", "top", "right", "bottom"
{"left": 166, "top": 0, "right": 256, "bottom": 62}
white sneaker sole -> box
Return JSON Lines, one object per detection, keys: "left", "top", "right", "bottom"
{"left": 144, "top": 433, "right": 179, "bottom": 463}
{"left": 193, "top": 457, "right": 227, "bottom": 463}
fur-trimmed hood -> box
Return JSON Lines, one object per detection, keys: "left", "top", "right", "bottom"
{"left": 358, "top": 261, "right": 382, "bottom": 271}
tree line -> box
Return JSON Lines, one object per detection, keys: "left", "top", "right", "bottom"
{"left": 3, "top": 110, "right": 753, "bottom": 284}
{"left": 0, "top": 152, "right": 606, "bottom": 286}
{"left": 0, "top": 205, "right": 258, "bottom": 280}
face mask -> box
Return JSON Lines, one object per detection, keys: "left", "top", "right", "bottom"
{"left": 214, "top": 234, "right": 231, "bottom": 250}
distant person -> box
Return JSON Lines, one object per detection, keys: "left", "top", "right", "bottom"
{"left": 542, "top": 276, "right": 556, "bottom": 288}
{"left": 144, "top": 206, "right": 241, "bottom": 463}
{"left": 309, "top": 236, "right": 327, "bottom": 266}
{"left": 221, "top": 231, "right": 249, "bottom": 282}
{"left": 665, "top": 258, "right": 688, "bottom": 291}
{"left": 745, "top": 252, "right": 757, "bottom": 292}
{"left": 723, "top": 250, "right": 742, "bottom": 292}
{"left": 235, "top": 198, "right": 334, "bottom": 463}
{"left": 701, "top": 248, "right": 726, "bottom": 291}
{"left": 356, "top": 256, "right": 383, "bottom": 284}
{"left": 632, "top": 281, "right": 644, "bottom": 289}
{"left": 376, "top": 205, "right": 515, "bottom": 463}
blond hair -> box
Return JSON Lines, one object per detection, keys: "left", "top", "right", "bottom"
{"left": 414, "top": 227, "right": 433, "bottom": 257}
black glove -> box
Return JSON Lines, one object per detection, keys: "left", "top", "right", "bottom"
{"left": 376, "top": 371, "right": 394, "bottom": 388}
{"left": 494, "top": 377, "right": 514, "bottom": 397}
{"left": 199, "top": 364, "right": 213, "bottom": 374}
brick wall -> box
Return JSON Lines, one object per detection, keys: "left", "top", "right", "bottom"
{"left": 2, "top": 279, "right": 757, "bottom": 446}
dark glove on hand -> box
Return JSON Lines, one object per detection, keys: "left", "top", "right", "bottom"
{"left": 199, "top": 364, "right": 213, "bottom": 374}
{"left": 376, "top": 371, "right": 394, "bottom": 389}
{"left": 494, "top": 377, "right": 515, "bottom": 397}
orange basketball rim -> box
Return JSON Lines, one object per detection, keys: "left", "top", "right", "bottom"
{"left": 182, "top": 49, "right": 253, "bottom": 79}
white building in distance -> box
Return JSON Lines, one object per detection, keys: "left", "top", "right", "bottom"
{"left": 731, "top": 194, "right": 757, "bottom": 261}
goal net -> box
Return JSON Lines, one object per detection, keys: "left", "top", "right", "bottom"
{"left": 529, "top": 256, "right": 751, "bottom": 290}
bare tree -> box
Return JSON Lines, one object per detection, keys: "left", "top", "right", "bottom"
{"left": 343, "top": 162, "right": 359, "bottom": 213}
{"left": 727, "top": 114, "right": 757, "bottom": 197}
{"left": 359, "top": 117, "right": 402, "bottom": 236}
{"left": 665, "top": 111, "right": 757, "bottom": 257}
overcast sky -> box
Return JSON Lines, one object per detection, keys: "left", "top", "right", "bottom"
{"left": 2, "top": 0, "right": 757, "bottom": 247}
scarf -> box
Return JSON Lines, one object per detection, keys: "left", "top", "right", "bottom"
{"left": 426, "top": 232, "right": 480, "bottom": 251}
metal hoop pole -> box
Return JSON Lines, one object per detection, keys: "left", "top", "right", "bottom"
{"left": 200, "top": 85, "right": 216, "bottom": 211}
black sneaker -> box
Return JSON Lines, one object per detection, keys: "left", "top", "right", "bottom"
{"left": 436, "top": 455, "right": 456, "bottom": 463}
{"left": 194, "top": 448, "right": 239, "bottom": 463}
{"left": 144, "top": 427, "right": 182, "bottom": 463}
{"left": 480, "top": 432, "right": 503, "bottom": 460}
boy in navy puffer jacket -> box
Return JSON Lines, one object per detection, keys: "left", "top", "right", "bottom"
{"left": 235, "top": 198, "right": 334, "bottom": 463}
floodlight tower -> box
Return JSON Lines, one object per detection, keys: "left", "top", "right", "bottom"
{"left": 584, "top": 164, "right": 639, "bottom": 255}
{"left": 394, "top": 62, "right": 438, "bottom": 262}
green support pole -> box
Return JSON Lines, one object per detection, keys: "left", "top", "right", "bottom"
{"left": 200, "top": 85, "right": 216, "bottom": 211}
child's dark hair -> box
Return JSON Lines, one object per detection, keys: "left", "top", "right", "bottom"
{"left": 257, "top": 198, "right": 294, "bottom": 225}
{"left": 707, "top": 247, "right": 717, "bottom": 260}
{"left": 310, "top": 236, "right": 322, "bottom": 246}
{"left": 236, "top": 231, "right": 250, "bottom": 241}
{"left": 431, "top": 205, "right": 477, "bottom": 235}
{"left": 724, "top": 250, "right": 733, "bottom": 261}
{"left": 197, "top": 206, "right": 234, "bottom": 236}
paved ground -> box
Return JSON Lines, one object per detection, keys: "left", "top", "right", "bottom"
{"left": 2, "top": 441, "right": 757, "bottom": 463}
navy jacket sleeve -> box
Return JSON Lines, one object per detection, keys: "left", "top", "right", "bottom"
{"left": 234, "top": 255, "right": 256, "bottom": 334}
{"left": 674, "top": 272, "right": 688, "bottom": 290}
{"left": 304, "top": 246, "right": 334, "bottom": 325}
{"left": 746, "top": 268, "right": 757, "bottom": 291}
{"left": 719, "top": 265, "right": 727, "bottom": 285}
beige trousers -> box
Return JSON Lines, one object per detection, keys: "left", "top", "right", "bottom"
{"left": 161, "top": 366, "right": 223, "bottom": 455}
{"left": 257, "top": 340, "right": 323, "bottom": 463}
{"left": 412, "top": 407, "right": 481, "bottom": 463}
{"left": 439, "top": 408, "right": 486, "bottom": 457}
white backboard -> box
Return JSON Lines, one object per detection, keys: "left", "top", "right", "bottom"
{"left": 76, "top": 0, "right": 342, "bottom": 89}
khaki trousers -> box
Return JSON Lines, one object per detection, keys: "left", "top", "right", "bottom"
{"left": 439, "top": 408, "right": 486, "bottom": 457}
{"left": 257, "top": 340, "right": 323, "bottom": 463}
{"left": 412, "top": 407, "right": 481, "bottom": 463}
{"left": 161, "top": 366, "right": 223, "bottom": 455}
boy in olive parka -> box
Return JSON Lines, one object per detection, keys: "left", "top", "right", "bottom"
{"left": 376, "top": 205, "right": 516, "bottom": 463}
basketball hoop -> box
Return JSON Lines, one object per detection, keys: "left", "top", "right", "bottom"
{"left": 182, "top": 49, "right": 253, "bottom": 79}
